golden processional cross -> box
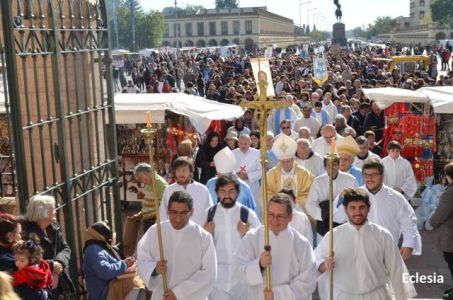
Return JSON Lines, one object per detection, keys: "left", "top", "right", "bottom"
{"left": 239, "top": 58, "right": 288, "bottom": 291}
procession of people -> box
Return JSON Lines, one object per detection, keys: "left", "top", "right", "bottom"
{"left": 1, "top": 31, "right": 453, "bottom": 300}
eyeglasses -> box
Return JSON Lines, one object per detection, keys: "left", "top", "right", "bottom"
{"left": 363, "top": 172, "right": 381, "bottom": 179}
{"left": 281, "top": 126, "right": 291, "bottom": 130}
{"left": 268, "top": 213, "right": 289, "bottom": 221}
{"left": 168, "top": 210, "right": 191, "bottom": 216}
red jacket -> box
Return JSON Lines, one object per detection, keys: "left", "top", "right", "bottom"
{"left": 13, "top": 259, "right": 53, "bottom": 290}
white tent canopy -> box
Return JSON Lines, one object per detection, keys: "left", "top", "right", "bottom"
{"left": 362, "top": 86, "right": 453, "bottom": 114}
{"left": 111, "top": 49, "right": 130, "bottom": 56}
{"left": 114, "top": 93, "right": 244, "bottom": 133}
{"left": 418, "top": 86, "right": 453, "bottom": 114}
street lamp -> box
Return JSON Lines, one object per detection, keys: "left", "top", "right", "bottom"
{"left": 313, "top": 12, "right": 322, "bottom": 31}
{"left": 307, "top": 7, "right": 317, "bottom": 31}
{"left": 299, "top": 1, "right": 311, "bottom": 28}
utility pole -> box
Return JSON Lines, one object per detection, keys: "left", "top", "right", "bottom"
{"left": 131, "top": 1, "right": 136, "bottom": 51}
{"left": 175, "top": 0, "right": 179, "bottom": 50}
{"left": 299, "top": 1, "right": 310, "bottom": 29}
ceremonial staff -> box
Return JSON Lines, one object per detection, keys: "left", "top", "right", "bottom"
{"left": 141, "top": 112, "right": 168, "bottom": 292}
{"left": 328, "top": 137, "right": 336, "bottom": 300}
{"left": 239, "top": 58, "right": 288, "bottom": 291}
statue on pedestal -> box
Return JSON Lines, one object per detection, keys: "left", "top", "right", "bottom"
{"left": 334, "top": 0, "right": 342, "bottom": 23}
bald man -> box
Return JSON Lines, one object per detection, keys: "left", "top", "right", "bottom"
{"left": 232, "top": 134, "right": 262, "bottom": 209}
{"left": 311, "top": 125, "right": 343, "bottom": 157}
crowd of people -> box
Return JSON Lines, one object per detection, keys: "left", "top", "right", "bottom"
{"left": 0, "top": 42, "right": 452, "bottom": 300}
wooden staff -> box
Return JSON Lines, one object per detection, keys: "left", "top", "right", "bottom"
{"left": 239, "top": 58, "right": 288, "bottom": 291}
{"left": 329, "top": 137, "right": 336, "bottom": 300}
{"left": 141, "top": 112, "right": 168, "bottom": 292}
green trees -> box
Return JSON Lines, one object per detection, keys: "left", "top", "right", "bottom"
{"left": 108, "top": 1, "right": 164, "bottom": 50}
{"left": 365, "top": 17, "right": 397, "bottom": 39}
{"left": 431, "top": 0, "right": 453, "bottom": 26}
{"left": 215, "top": 0, "right": 238, "bottom": 9}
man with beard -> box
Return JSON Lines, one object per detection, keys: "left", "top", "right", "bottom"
{"left": 206, "top": 147, "right": 259, "bottom": 217}
{"left": 315, "top": 188, "right": 417, "bottom": 300}
{"left": 204, "top": 175, "right": 261, "bottom": 300}
{"left": 159, "top": 157, "right": 213, "bottom": 226}
{"left": 234, "top": 193, "right": 318, "bottom": 300}
{"left": 137, "top": 191, "right": 217, "bottom": 300}
{"left": 334, "top": 159, "right": 421, "bottom": 259}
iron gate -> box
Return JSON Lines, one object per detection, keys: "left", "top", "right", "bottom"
{"left": 0, "top": 0, "right": 122, "bottom": 295}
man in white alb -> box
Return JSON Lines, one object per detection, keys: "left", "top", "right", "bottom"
{"left": 233, "top": 134, "right": 262, "bottom": 207}
{"left": 137, "top": 190, "right": 217, "bottom": 300}
{"left": 334, "top": 158, "right": 422, "bottom": 259}
{"left": 204, "top": 175, "right": 261, "bottom": 300}
{"left": 159, "top": 156, "right": 213, "bottom": 226}
{"left": 234, "top": 193, "right": 318, "bottom": 300}
{"left": 381, "top": 140, "right": 417, "bottom": 201}
{"left": 316, "top": 188, "right": 417, "bottom": 300}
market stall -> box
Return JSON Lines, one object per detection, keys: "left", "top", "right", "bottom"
{"left": 363, "top": 86, "right": 453, "bottom": 227}
{"left": 114, "top": 93, "right": 244, "bottom": 202}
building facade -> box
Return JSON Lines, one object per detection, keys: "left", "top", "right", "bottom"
{"left": 378, "top": 0, "right": 452, "bottom": 44}
{"left": 162, "top": 7, "right": 309, "bottom": 50}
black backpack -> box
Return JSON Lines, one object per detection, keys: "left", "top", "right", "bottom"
{"left": 207, "top": 204, "right": 249, "bottom": 224}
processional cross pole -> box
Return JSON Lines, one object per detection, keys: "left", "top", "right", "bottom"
{"left": 239, "top": 57, "right": 288, "bottom": 291}
{"left": 141, "top": 112, "right": 168, "bottom": 292}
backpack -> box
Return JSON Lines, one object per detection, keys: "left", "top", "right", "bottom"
{"left": 206, "top": 204, "right": 249, "bottom": 224}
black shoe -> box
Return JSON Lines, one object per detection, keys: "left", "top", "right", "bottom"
{"left": 444, "top": 288, "right": 453, "bottom": 300}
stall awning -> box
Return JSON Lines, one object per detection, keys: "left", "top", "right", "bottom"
{"left": 114, "top": 93, "right": 244, "bottom": 133}
{"left": 363, "top": 86, "right": 453, "bottom": 114}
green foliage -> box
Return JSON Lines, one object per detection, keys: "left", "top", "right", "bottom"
{"left": 109, "top": 1, "right": 164, "bottom": 50}
{"left": 365, "top": 16, "right": 397, "bottom": 39}
{"left": 310, "top": 30, "right": 331, "bottom": 41}
{"left": 215, "top": 0, "right": 238, "bottom": 9}
{"left": 346, "top": 26, "right": 366, "bottom": 38}
{"left": 431, "top": 0, "right": 453, "bottom": 26}
{"left": 185, "top": 5, "right": 206, "bottom": 15}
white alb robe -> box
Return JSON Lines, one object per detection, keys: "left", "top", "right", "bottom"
{"left": 322, "top": 101, "right": 338, "bottom": 124}
{"left": 381, "top": 155, "right": 418, "bottom": 199}
{"left": 159, "top": 181, "right": 213, "bottom": 226}
{"left": 354, "top": 151, "right": 380, "bottom": 170}
{"left": 311, "top": 135, "right": 343, "bottom": 157}
{"left": 137, "top": 220, "right": 217, "bottom": 300}
{"left": 333, "top": 185, "right": 422, "bottom": 255}
{"left": 296, "top": 152, "right": 325, "bottom": 177}
{"left": 295, "top": 116, "right": 321, "bottom": 137}
{"left": 234, "top": 226, "right": 318, "bottom": 300}
{"left": 290, "top": 211, "right": 314, "bottom": 247}
{"left": 232, "top": 148, "right": 262, "bottom": 208}
{"left": 206, "top": 203, "right": 261, "bottom": 300}
{"left": 306, "top": 172, "right": 358, "bottom": 221}
{"left": 314, "top": 221, "right": 417, "bottom": 300}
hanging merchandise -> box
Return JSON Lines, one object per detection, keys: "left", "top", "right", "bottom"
{"left": 383, "top": 103, "right": 436, "bottom": 184}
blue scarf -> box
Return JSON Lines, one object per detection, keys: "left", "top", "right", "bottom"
{"left": 274, "top": 108, "right": 291, "bottom": 135}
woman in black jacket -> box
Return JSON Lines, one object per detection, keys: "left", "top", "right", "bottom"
{"left": 22, "top": 195, "right": 75, "bottom": 298}
{"left": 195, "top": 131, "right": 223, "bottom": 184}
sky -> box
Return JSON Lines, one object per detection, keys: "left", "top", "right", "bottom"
{"left": 139, "top": 0, "right": 409, "bottom": 31}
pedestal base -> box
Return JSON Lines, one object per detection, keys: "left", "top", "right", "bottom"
{"left": 332, "top": 23, "right": 347, "bottom": 47}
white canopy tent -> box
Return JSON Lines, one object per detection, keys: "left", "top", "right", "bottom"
{"left": 362, "top": 86, "right": 453, "bottom": 114}
{"left": 114, "top": 93, "right": 244, "bottom": 133}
